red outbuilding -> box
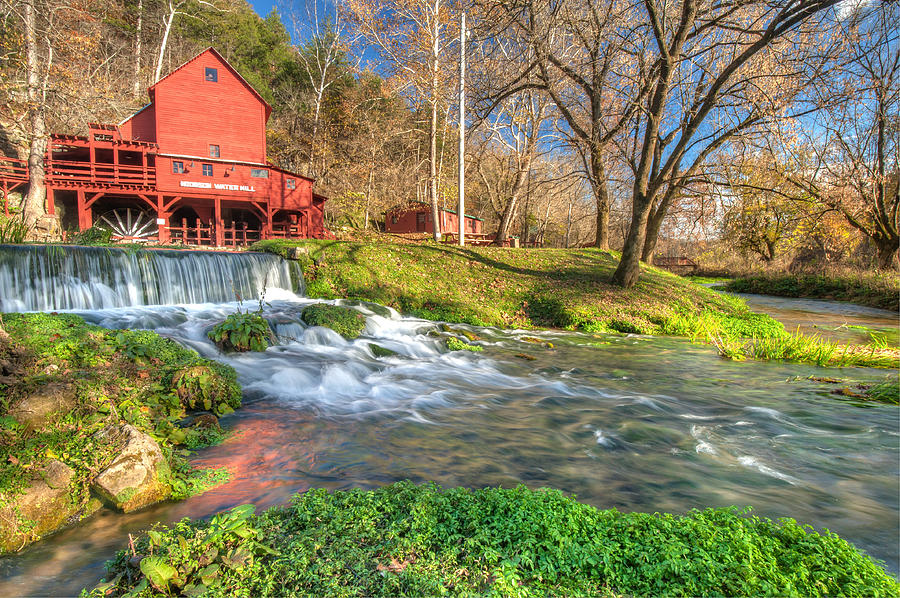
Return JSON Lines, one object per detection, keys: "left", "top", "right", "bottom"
{"left": 0, "top": 48, "right": 329, "bottom": 246}
{"left": 385, "top": 202, "right": 483, "bottom": 236}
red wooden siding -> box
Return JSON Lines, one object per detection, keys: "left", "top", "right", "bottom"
{"left": 386, "top": 205, "right": 483, "bottom": 235}
{"left": 151, "top": 50, "right": 268, "bottom": 164}
{"left": 119, "top": 104, "right": 156, "bottom": 142}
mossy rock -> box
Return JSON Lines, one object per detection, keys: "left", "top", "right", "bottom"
{"left": 446, "top": 337, "right": 482, "bottom": 352}
{"left": 301, "top": 304, "right": 367, "bottom": 340}
{"left": 369, "top": 344, "right": 398, "bottom": 358}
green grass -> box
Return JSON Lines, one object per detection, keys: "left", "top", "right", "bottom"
{"left": 0, "top": 313, "right": 242, "bottom": 540}
{"left": 252, "top": 240, "right": 899, "bottom": 371}
{"left": 252, "top": 240, "right": 763, "bottom": 335}
{"left": 85, "top": 481, "right": 899, "bottom": 597}
{"left": 724, "top": 273, "right": 899, "bottom": 311}
{"left": 301, "top": 303, "right": 367, "bottom": 339}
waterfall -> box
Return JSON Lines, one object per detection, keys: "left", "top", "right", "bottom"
{"left": 0, "top": 245, "right": 303, "bottom": 312}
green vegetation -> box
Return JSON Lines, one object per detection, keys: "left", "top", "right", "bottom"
{"left": 0, "top": 313, "right": 241, "bottom": 552}
{"left": 86, "top": 481, "right": 898, "bottom": 597}
{"left": 724, "top": 272, "right": 899, "bottom": 312}
{"left": 445, "top": 337, "right": 483, "bottom": 352}
{"left": 253, "top": 240, "right": 899, "bottom": 370}
{"left": 208, "top": 312, "right": 273, "bottom": 352}
{"left": 0, "top": 215, "right": 28, "bottom": 244}
{"left": 301, "top": 303, "right": 367, "bottom": 340}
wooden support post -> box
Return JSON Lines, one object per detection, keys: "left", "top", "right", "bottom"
{"left": 113, "top": 145, "right": 119, "bottom": 184}
{"left": 3, "top": 180, "right": 7, "bottom": 218}
{"left": 214, "top": 197, "right": 223, "bottom": 247}
{"left": 77, "top": 190, "right": 91, "bottom": 230}
{"left": 46, "top": 187, "right": 55, "bottom": 216}
{"left": 156, "top": 194, "right": 169, "bottom": 244}
{"left": 89, "top": 143, "right": 96, "bottom": 183}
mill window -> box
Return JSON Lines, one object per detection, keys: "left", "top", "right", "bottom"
{"left": 286, "top": 179, "right": 296, "bottom": 189}
{"left": 209, "top": 144, "right": 220, "bottom": 158}
{"left": 172, "top": 161, "right": 184, "bottom": 174}
{"left": 202, "top": 164, "right": 213, "bottom": 176}
{"left": 250, "top": 168, "right": 269, "bottom": 178}
{"left": 205, "top": 67, "right": 218, "bottom": 82}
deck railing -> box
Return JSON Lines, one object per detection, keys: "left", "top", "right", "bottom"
{"left": 47, "top": 159, "right": 156, "bottom": 188}
{"left": 0, "top": 156, "right": 29, "bottom": 183}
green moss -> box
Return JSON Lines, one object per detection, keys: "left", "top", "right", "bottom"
{"left": 445, "top": 337, "right": 482, "bottom": 352}
{"left": 301, "top": 303, "right": 367, "bottom": 339}
{"left": 0, "top": 313, "right": 243, "bottom": 554}
{"left": 369, "top": 344, "right": 398, "bottom": 358}
{"left": 87, "top": 482, "right": 899, "bottom": 597}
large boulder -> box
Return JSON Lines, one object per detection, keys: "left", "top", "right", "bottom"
{"left": 0, "top": 460, "right": 79, "bottom": 554}
{"left": 90, "top": 424, "right": 171, "bottom": 513}
{"left": 7, "top": 382, "right": 77, "bottom": 432}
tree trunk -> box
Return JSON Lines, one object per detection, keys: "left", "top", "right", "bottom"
{"left": 875, "top": 237, "right": 899, "bottom": 270}
{"left": 428, "top": 2, "right": 441, "bottom": 242}
{"left": 22, "top": 0, "right": 47, "bottom": 232}
{"left": 590, "top": 149, "right": 609, "bottom": 250}
{"left": 132, "top": 0, "right": 143, "bottom": 98}
{"left": 155, "top": 2, "right": 176, "bottom": 83}
{"left": 612, "top": 191, "right": 653, "bottom": 287}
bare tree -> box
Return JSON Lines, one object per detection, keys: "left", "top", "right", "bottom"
{"left": 772, "top": 2, "right": 899, "bottom": 269}
{"left": 606, "top": 0, "right": 840, "bottom": 286}
{"left": 341, "top": 0, "right": 460, "bottom": 242}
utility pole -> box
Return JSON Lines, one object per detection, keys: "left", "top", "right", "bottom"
{"left": 458, "top": 11, "right": 466, "bottom": 247}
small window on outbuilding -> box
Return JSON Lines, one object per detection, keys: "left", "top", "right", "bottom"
{"left": 205, "top": 67, "right": 218, "bottom": 82}
{"left": 392, "top": 215, "right": 398, "bottom": 224}
{"left": 286, "top": 179, "right": 296, "bottom": 189}
{"left": 209, "top": 144, "right": 220, "bottom": 158}
{"left": 202, "top": 164, "right": 213, "bottom": 176}
{"left": 172, "top": 161, "right": 184, "bottom": 174}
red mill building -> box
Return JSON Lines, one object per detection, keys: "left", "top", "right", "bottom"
{"left": 0, "top": 48, "right": 328, "bottom": 246}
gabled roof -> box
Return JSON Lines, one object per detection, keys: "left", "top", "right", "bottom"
{"left": 118, "top": 103, "right": 152, "bottom": 127}
{"left": 148, "top": 47, "right": 273, "bottom": 121}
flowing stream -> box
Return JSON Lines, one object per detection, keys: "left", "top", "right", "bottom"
{"left": 0, "top": 248, "right": 897, "bottom": 596}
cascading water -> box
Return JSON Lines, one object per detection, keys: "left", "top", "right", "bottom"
{"left": 0, "top": 247, "right": 897, "bottom": 595}
{"left": 0, "top": 244, "right": 301, "bottom": 312}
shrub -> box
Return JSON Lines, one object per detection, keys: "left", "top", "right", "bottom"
{"left": 301, "top": 303, "right": 366, "bottom": 339}
{"left": 172, "top": 364, "right": 241, "bottom": 415}
{"left": 208, "top": 312, "right": 272, "bottom": 352}
{"left": 86, "top": 482, "right": 899, "bottom": 597}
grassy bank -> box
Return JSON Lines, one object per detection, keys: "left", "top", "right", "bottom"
{"left": 85, "top": 481, "right": 898, "bottom": 597}
{"left": 722, "top": 272, "right": 899, "bottom": 312}
{"left": 0, "top": 313, "right": 241, "bottom": 553}
{"left": 252, "top": 240, "right": 899, "bottom": 371}
{"left": 253, "top": 240, "right": 773, "bottom": 334}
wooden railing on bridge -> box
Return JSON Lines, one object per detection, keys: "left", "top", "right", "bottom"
{"left": 653, "top": 256, "right": 699, "bottom": 273}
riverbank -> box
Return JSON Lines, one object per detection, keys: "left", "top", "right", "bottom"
{"left": 0, "top": 313, "right": 241, "bottom": 554}
{"left": 85, "top": 482, "right": 899, "bottom": 597}
{"left": 251, "top": 240, "right": 899, "bottom": 371}
{"left": 723, "top": 272, "right": 899, "bottom": 312}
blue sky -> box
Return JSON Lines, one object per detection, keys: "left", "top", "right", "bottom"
{"left": 248, "top": 0, "right": 277, "bottom": 18}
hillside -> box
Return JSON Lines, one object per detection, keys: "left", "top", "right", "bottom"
{"left": 252, "top": 240, "right": 764, "bottom": 334}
